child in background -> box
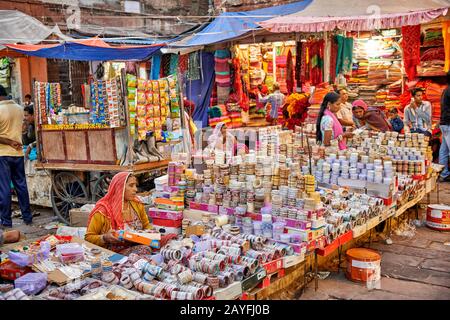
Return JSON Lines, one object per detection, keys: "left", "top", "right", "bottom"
{"left": 388, "top": 107, "right": 404, "bottom": 133}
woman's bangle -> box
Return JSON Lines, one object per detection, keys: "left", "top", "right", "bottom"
{"left": 337, "top": 135, "right": 343, "bottom": 141}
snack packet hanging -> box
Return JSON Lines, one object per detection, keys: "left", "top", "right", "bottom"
{"left": 146, "top": 104, "right": 154, "bottom": 117}
{"left": 137, "top": 104, "right": 147, "bottom": 117}
{"left": 127, "top": 87, "right": 136, "bottom": 100}
{"left": 137, "top": 91, "right": 146, "bottom": 104}
{"left": 146, "top": 92, "right": 153, "bottom": 104}
{"left": 137, "top": 79, "right": 146, "bottom": 91}
{"left": 126, "top": 74, "right": 137, "bottom": 87}
{"left": 151, "top": 81, "right": 159, "bottom": 92}
{"left": 167, "top": 75, "right": 177, "bottom": 89}
{"left": 153, "top": 105, "right": 161, "bottom": 117}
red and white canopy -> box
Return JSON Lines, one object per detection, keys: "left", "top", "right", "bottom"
{"left": 260, "top": 0, "right": 450, "bottom": 33}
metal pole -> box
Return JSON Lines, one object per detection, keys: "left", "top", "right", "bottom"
{"left": 176, "top": 60, "right": 191, "bottom": 166}
{"left": 314, "top": 251, "right": 318, "bottom": 291}
{"left": 120, "top": 68, "right": 133, "bottom": 169}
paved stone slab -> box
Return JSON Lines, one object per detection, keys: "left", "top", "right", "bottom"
{"left": 389, "top": 236, "right": 431, "bottom": 249}
{"left": 399, "top": 245, "right": 450, "bottom": 261}
{"left": 382, "top": 262, "right": 450, "bottom": 288}
{"left": 379, "top": 277, "right": 450, "bottom": 300}
{"left": 357, "top": 289, "right": 421, "bottom": 300}
{"left": 428, "top": 241, "right": 450, "bottom": 253}
{"left": 420, "top": 259, "right": 450, "bottom": 273}
{"left": 414, "top": 228, "right": 450, "bottom": 243}
{"left": 379, "top": 252, "right": 425, "bottom": 268}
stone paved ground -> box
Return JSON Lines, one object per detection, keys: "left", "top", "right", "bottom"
{"left": 299, "top": 181, "right": 450, "bottom": 300}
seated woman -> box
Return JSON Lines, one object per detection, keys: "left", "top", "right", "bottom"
{"left": 206, "top": 122, "right": 249, "bottom": 158}
{"left": 316, "top": 92, "right": 353, "bottom": 150}
{"left": 85, "top": 172, "right": 176, "bottom": 255}
{"left": 352, "top": 100, "right": 369, "bottom": 129}
{"left": 352, "top": 100, "right": 392, "bottom": 132}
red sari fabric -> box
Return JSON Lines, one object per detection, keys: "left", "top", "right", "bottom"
{"left": 401, "top": 25, "right": 421, "bottom": 81}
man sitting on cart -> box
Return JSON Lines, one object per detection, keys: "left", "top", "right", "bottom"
{"left": 85, "top": 172, "right": 176, "bottom": 255}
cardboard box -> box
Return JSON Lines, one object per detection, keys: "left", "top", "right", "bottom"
{"left": 69, "top": 209, "right": 90, "bottom": 227}
{"left": 185, "top": 225, "right": 206, "bottom": 237}
{"left": 262, "top": 258, "right": 283, "bottom": 274}
{"left": 214, "top": 281, "right": 242, "bottom": 300}
{"left": 285, "top": 227, "right": 312, "bottom": 241}
{"left": 154, "top": 198, "right": 184, "bottom": 211}
{"left": 241, "top": 268, "right": 266, "bottom": 292}
{"left": 282, "top": 254, "right": 305, "bottom": 269}
{"left": 189, "top": 202, "right": 219, "bottom": 213}
{"left": 112, "top": 230, "right": 161, "bottom": 248}
{"left": 366, "top": 182, "right": 394, "bottom": 199}
{"left": 153, "top": 225, "right": 182, "bottom": 236}
{"left": 311, "top": 218, "right": 326, "bottom": 229}
{"left": 148, "top": 208, "right": 183, "bottom": 220}
{"left": 151, "top": 217, "right": 182, "bottom": 228}
{"left": 218, "top": 206, "right": 236, "bottom": 216}
{"left": 183, "top": 209, "right": 218, "bottom": 222}
{"left": 338, "top": 177, "right": 367, "bottom": 189}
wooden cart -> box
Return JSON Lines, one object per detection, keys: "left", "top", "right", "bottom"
{"left": 34, "top": 124, "right": 170, "bottom": 224}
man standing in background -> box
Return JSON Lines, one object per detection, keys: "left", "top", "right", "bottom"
{"left": 439, "top": 71, "right": 450, "bottom": 182}
{"left": 0, "top": 85, "right": 33, "bottom": 228}
{"left": 336, "top": 88, "right": 354, "bottom": 127}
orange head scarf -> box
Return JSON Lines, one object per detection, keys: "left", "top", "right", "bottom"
{"left": 87, "top": 172, "right": 138, "bottom": 230}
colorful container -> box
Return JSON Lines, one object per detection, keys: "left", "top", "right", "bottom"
{"left": 345, "top": 248, "right": 381, "bottom": 283}
{"left": 426, "top": 204, "right": 450, "bottom": 231}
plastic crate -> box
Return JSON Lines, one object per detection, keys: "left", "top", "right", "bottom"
{"left": 14, "top": 272, "right": 48, "bottom": 295}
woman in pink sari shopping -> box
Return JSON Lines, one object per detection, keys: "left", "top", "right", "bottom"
{"left": 316, "top": 92, "right": 353, "bottom": 150}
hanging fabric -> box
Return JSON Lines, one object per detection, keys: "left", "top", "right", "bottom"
{"left": 335, "top": 35, "right": 354, "bottom": 76}
{"left": 161, "top": 54, "right": 171, "bottom": 77}
{"left": 295, "top": 42, "right": 302, "bottom": 86}
{"left": 169, "top": 54, "right": 179, "bottom": 75}
{"left": 329, "top": 35, "right": 338, "bottom": 83}
{"left": 150, "top": 54, "right": 161, "bottom": 80}
{"left": 443, "top": 21, "right": 450, "bottom": 72}
{"left": 286, "top": 49, "right": 294, "bottom": 94}
{"left": 179, "top": 54, "right": 188, "bottom": 74}
{"left": 187, "top": 51, "right": 201, "bottom": 80}
{"left": 310, "top": 39, "right": 324, "bottom": 85}
{"left": 401, "top": 25, "right": 421, "bottom": 81}
{"left": 214, "top": 49, "right": 231, "bottom": 104}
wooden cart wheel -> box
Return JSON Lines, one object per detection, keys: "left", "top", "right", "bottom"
{"left": 51, "top": 172, "right": 89, "bottom": 224}
{"left": 91, "top": 173, "right": 114, "bottom": 202}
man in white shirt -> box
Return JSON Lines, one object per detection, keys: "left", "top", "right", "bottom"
{"left": 336, "top": 88, "right": 354, "bottom": 127}
{"left": 403, "top": 88, "right": 432, "bottom": 136}
{"left": 0, "top": 85, "right": 33, "bottom": 228}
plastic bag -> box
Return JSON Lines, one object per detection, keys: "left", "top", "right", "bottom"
{"left": 394, "top": 221, "right": 416, "bottom": 239}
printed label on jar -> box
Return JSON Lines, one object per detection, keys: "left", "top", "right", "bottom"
{"left": 351, "top": 260, "right": 380, "bottom": 269}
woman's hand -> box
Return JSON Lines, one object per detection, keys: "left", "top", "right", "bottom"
{"left": 102, "top": 230, "right": 121, "bottom": 244}
{"left": 343, "top": 132, "right": 354, "bottom": 139}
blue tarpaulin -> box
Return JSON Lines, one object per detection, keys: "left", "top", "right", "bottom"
{"left": 5, "top": 39, "right": 165, "bottom": 61}
{"left": 178, "top": 0, "right": 312, "bottom": 47}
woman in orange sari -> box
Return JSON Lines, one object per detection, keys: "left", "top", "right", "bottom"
{"left": 85, "top": 172, "right": 176, "bottom": 255}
